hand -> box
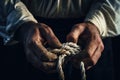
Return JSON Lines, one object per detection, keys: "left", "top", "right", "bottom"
{"left": 67, "top": 22, "right": 104, "bottom": 70}
{"left": 17, "top": 21, "right": 62, "bottom": 73}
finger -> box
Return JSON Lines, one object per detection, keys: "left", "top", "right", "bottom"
{"left": 26, "top": 26, "right": 57, "bottom": 61}
{"left": 26, "top": 49, "right": 57, "bottom": 73}
{"left": 39, "top": 23, "right": 62, "bottom": 48}
{"left": 30, "top": 41, "right": 58, "bottom": 61}
{"left": 86, "top": 37, "right": 98, "bottom": 57}
{"left": 67, "top": 23, "right": 86, "bottom": 43}
{"left": 83, "top": 35, "right": 100, "bottom": 68}
{"left": 87, "top": 34, "right": 103, "bottom": 57}
{"left": 91, "top": 43, "right": 104, "bottom": 65}
{"left": 84, "top": 42, "right": 104, "bottom": 69}
{"left": 84, "top": 47, "right": 101, "bottom": 70}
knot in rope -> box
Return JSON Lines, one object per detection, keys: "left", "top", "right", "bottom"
{"left": 49, "top": 42, "right": 86, "bottom": 80}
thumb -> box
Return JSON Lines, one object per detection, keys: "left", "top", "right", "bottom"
{"left": 67, "top": 23, "right": 86, "bottom": 43}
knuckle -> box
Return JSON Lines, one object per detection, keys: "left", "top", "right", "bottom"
{"left": 92, "top": 34, "right": 100, "bottom": 41}
{"left": 96, "top": 39, "right": 104, "bottom": 51}
{"left": 95, "top": 36, "right": 104, "bottom": 51}
{"left": 45, "top": 27, "right": 53, "bottom": 35}
{"left": 41, "top": 23, "right": 52, "bottom": 33}
{"left": 45, "top": 26, "right": 52, "bottom": 31}
{"left": 95, "top": 35, "right": 101, "bottom": 43}
{"left": 67, "top": 34, "right": 77, "bottom": 42}
{"left": 96, "top": 38, "right": 101, "bottom": 44}
{"left": 100, "top": 43, "right": 104, "bottom": 51}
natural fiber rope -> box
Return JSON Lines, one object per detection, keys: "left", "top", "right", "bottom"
{"left": 80, "top": 61, "right": 86, "bottom": 80}
{"left": 48, "top": 42, "right": 86, "bottom": 80}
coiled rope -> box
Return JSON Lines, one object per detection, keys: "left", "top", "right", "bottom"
{"left": 49, "top": 42, "right": 86, "bottom": 80}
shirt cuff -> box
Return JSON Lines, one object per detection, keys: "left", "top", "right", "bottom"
{"left": 85, "top": 10, "right": 107, "bottom": 37}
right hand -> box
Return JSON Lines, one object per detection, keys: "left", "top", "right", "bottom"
{"left": 17, "top": 21, "right": 62, "bottom": 73}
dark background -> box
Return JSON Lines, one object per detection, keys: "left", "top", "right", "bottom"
{"left": 0, "top": 18, "right": 120, "bottom": 80}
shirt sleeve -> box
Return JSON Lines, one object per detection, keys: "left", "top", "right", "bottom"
{"left": 0, "top": 0, "right": 37, "bottom": 45}
{"left": 85, "top": 0, "right": 120, "bottom": 37}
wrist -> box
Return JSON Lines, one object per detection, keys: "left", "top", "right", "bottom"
{"left": 85, "top": 21, "right": 101, "bottom": 35}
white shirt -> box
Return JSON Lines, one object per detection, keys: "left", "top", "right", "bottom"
{"left": 0, "top": 0, "right": 120, "bottom": 44}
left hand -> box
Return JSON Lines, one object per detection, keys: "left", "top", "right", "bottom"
{"left": 67, "top": 22, "right": 104, "bottom": 70}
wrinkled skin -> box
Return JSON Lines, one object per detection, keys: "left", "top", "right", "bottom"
{"left": 17, "top": 21, "right": 62, "bottom": 73}
{"left": 17, "top": 21, "right": 104, "bottom": 73}
{"left": 67, "top": 22, "right": 104, "bottom": 70}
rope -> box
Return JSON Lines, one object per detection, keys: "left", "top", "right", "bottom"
{"left": 80, "top": 61, "right": 86, "bottom": 80}
{"left": 48, "top": 42, "right": 86, "bottom": 80}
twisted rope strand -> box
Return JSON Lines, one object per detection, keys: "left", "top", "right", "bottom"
{"left": 48, "top": 42, "right": 86, "bottom": 80}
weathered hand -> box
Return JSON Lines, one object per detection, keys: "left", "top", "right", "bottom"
{"left": 17, "top": 21, "right": 62, "bottom": 73}
{"left": 67, "top": 22, "right": 104, "bottom": 70}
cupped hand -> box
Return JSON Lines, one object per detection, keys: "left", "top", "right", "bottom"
{"left": 17, "top": 21, "right": 62, "bottom": 73}
{"left": 67, "top": 22, "right": 104, "bottom": 70}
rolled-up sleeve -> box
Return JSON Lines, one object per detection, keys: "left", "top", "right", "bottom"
{"left": 85, "top": 0, "right": 120, "bottom": 37}
{"left": 0, "top": 0, "right": 37, "bottom": 45}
